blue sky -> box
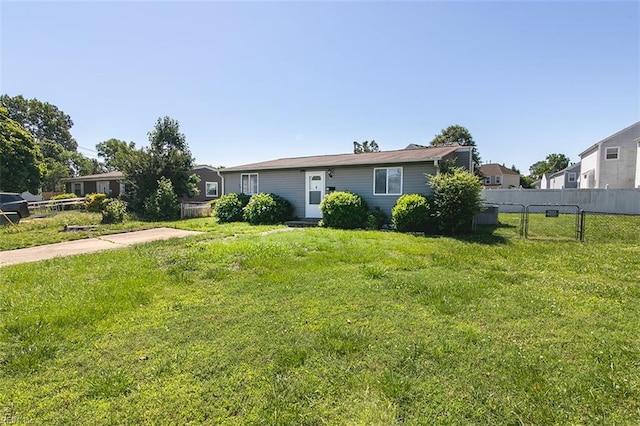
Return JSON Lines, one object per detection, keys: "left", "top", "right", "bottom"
{"left": 2, "top": 1, "right": 638, "bottom": 174}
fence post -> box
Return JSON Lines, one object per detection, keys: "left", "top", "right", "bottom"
{"left": 578, "top": 210, "right": 585, "bottom": 242}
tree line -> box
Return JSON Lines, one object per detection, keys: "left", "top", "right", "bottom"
{"left": 1, "top": 94, "right": 198, "bottom": 220}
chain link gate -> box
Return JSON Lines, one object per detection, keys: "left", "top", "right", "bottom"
{"left": 524, "top": 204, "right": 582, "bottom": 241}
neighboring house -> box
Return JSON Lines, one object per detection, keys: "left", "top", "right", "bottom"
{"left": 61, "top": 171, "right": 125, "bottom": 197}
{"left": 541, "top": 162, "right": 581, "bottom": 189}
{"left": 579, "top": 121, "right": 640, "bottom": 189}
{"left": 181, "top": 165, "right": 223, "bottom": 203}
{"left": 478, "top": 164, "right": 520, "bottom": 189}
{"left": 61, "top": 165, "right": 222, "bottom": 202}
{"left": 218, "top": 145, "right": 473, "bottom": 219}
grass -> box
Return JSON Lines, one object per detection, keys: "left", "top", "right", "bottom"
{"left": 1, "top": 213, "right": 639, "bottom": 424}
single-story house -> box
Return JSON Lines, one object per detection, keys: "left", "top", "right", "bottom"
{"left": 478, "top": 163, "right": 520, "bottom": 189}
{"left": 61, "top": 171, "right": 125, "bottom": 197}
{"left": 219, "top": 144, "right": 473, "bottom": 219}
{"left": 60, "top": 165, "right": 222, "bottom": 202}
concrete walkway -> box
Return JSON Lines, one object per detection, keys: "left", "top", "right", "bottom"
{"left": 0, "top": 227, "right": 203, "bottom": 267}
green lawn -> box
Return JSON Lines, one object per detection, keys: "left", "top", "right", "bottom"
{"left": 1, "top": 214, "right": 639, "bottom": 424}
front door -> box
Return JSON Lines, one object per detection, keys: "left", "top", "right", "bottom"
{"left": 305, "top": 171, "right": 325, "bottom": 218}
{"left": 96, "top": 181, "right": 110, "bottom": 194}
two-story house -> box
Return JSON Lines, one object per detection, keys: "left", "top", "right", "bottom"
{"left": 579, "top": 121, "right": 640, "bottom": 189}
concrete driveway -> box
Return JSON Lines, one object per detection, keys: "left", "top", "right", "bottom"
{"left": 0, "top": 227, "right": 203, "bottom": 267}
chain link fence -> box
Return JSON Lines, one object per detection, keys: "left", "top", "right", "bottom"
{"left": 486, "top": 204, "right": 640, "bottom": 243}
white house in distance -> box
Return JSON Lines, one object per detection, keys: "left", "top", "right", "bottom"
{"left": 579, "top": 121, "right": 640, "bottom": 189}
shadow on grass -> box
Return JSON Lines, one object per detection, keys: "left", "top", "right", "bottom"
{"left": 454, "top": 224, "right": 512, "bottom": 245}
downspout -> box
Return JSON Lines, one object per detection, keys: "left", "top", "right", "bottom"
{"left": 434, "top": 159, "right": 439, "bottom": 175}
{"left": 216, "top": 169, "right": 225, "bottom": 195}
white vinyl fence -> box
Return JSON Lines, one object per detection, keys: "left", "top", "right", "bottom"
{"left": 481, "top": 188, "right": 640, "bottom": 214}
{"left": 181, "top": 202, "right": 212, "bottom": 219}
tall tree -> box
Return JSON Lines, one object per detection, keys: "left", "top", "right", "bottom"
{"left": 353, "top": 140, "right": 380, "bottom": 153}
{"left": 121, "top": 116, "right": 199, "bottom": 215}
{"left": 429, "top": 125, "right": 481, "bottom": 169}
{"left": 1, "top": 94, "right": 77, "bottom": 152}
{"left": 0, "top": 106, "right": 44, "bottom": 193}
{"left": 1, "top": 94, "right": 98, "bottom": 190}
{"left": 529, "top": 153, "right": 570, "bottom": 180}
{"left": 96, "top": 138, "right": 136, "bottom": 171}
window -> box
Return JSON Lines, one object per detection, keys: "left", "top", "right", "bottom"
{"left": 484, "top": 176, "right": 491, "bottom": 185}
{"left": 374, "top": 167, "right": 402, "bottom": 195}
{"left": 205, "top": 182, "right": 218, "bottom": 197}
{"left": 495, "top": 176, "right": 502, "bottom": 185}
{"left": 605, "top": 147, "right": 619, "bottom": 160}
{"left": 241, "top": 173, "right": 258, "bottom": 194}
{"left": 568, "top": 173, "right": 576, "bottom": 183}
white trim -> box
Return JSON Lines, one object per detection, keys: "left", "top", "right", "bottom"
{"left": 373, "top": 166, "right": 403, "bottom": 195}
{"left": 205, "top": 181, "right": 218, "bottom": 198}
{"left": 605, "top": 146, "right": 619, "bottom": 160}
{"left": 241, "top": 173, "right": 259, "bottom": 194}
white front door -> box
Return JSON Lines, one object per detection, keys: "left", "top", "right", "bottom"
{"left": 305, "top": 171, "right": 325, "bottom": 218}
{"left": 96, "top": 181, "right": 110, "bottom": 194}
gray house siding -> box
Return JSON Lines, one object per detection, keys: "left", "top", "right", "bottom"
{"left": 598, "top": 137, "right": 638, "bottom": 188}
{"left": 184, "top": 167, "right": 223, "bottom": 202}
{"left": 222, "top": 162, "right": 438, "bottom": 219}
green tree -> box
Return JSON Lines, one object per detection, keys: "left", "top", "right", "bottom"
{"left": 1, "top": 94, "right": 101, "bottom": 190}
{"left": 353, "top": 140, "right": 379, "bottom": 153}
{"left": 122, "top": 117, "right": 199, "bottom": 215}
{"left": 428, "top": 167, "right": 483, "bottom": 235}
{"left": 430, "top": 125, "right": 481, "bottom": 170}
{"left": 96, "top": 138, "right": 136, "bottom": 171}
{"left": 0, "top": 106, "right": 44, "bottom": 193}
{"left": 529, "top": 153, "right": 570, "bottom": 180}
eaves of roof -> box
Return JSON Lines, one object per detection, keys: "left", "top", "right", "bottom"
{"left": 220, "top": 146, "right": 460, "bottom": 172}
{"left": 579, "top": 121, "right": 640, "bottom": 158}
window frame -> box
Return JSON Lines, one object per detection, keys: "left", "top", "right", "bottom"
{"left": 241, "top": 173, "right": 259, "bottom": 195}
{"left": 484, "top": 176, "right": 492, "bottom": 185}
{"left": 567, "top": 172, "right": 576, "bottom": 183}
{"left": 373, "top": 167, "right": 403, "bottom": 196}
{"left": 605, "top": 147, "right": 619, "bottom": 160}
{"left": 494, "top": 175, "right": 502, "bottom": 185}
{"left": 205, "top": 181, "right": 219, "bottom": 198}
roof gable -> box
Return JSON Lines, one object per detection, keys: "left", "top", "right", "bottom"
{"left": 220, "top": 145, "right": 460, "bottom": 172}
{"left": 479, "top": 163, "right": 520, "bottom": 176}
{"left": 579, "top": 121, "right": 640, "bottom": 158}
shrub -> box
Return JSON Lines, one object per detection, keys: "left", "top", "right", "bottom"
{"left": 51, "top": 192, "right": 78, "bottom": 200}
{"left": 51, "top": 192, "right": 80, "bottom": 210}
{"left": 143, "top": 176, "right": 180, "bottom": 221}
{"left": 243, "top": 193, "right": 293, "bottom": 225}
{"left": 319, "top": 191, "right": 368, "bottom": 229}
{"left": 85, "top": 193, "right": 108, "bottom": 213}
{"left": 213, "top": 193, "right": 251, "bottom": 223}
{"left": 428, "top": 167, "right": 483, "bottom": 235}
{"left": 391, "top": 194, "right": 434, "bottom": 233}
{"left": 101, "top": 199, "right": 127, "bottom": 224}
{"left": 366, "top": 206, "right": 388, "bottom": 230}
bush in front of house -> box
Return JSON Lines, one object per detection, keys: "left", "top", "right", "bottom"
{"left": 101, "top": 198, "right": 127, "bottom": 224}
{"left": 85, "top": 193, "right": 108, "bottom": 213}
{"left": 429, "top": 167, "right": 483, "bottom": 235}
{"left": 243, "top": 193, "right": 293, "bottom": 225}
{"left": 391, "top": 193, "right": 435, "bottom": 233}
{"left": 143, "top": 176, "right": 180, "bottom": 221}
{"left": 213, "top": 193, "right": 252, "bottom": 223}
{"left": 319, "top": 191, "right": 368, "bottom": 229}
{"left": 366, "top": 206, "right": 388, "bottom": 230}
